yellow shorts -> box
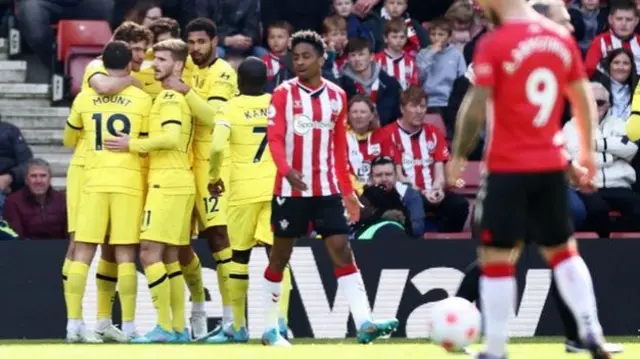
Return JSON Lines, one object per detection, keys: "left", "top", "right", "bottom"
{"left": 193, "top": 161, "right": 228, "bottom": 230}
{"left": 75, "top": 191, "right": 143, "bottom": 245}
{"left": 141, "top": 188, "right": 194, "bottom": 246}
{"left": 227, "top": 201, "right": 273, "bottom": 251}
{"left": 66, "top": 164, "right": 84, "bottom": 233}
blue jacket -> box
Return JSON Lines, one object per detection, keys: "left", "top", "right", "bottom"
{"left": 416, "top": 44, "right": 466, "bottom": 108}
{"left": 0, "top": 122, "right": 32, "bottom": 192}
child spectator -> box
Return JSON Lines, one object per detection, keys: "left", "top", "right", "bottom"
{"left": 322, "top": 15, "right": 350, "bottom": 78}
{"left": 341, "top": 37, "right": 402, "bottom": 126}
{"left": 374, "top": 19, "right": 418, "bottom": 90}
{"left": 333, "top": 0, "right": 383, "bottom": 52}
{"left": 416, "top": 18, "right": 466, "bottom": 117}
{"left": 585, "top": 1, "right": 640, "bottom": 77}
{"left": 380, "top": 0, "right": 428, "bottom": 58}
{"left": 262, "top": 21, "right": 293, "bottom": 81}
{"left": 444, "top": 1, "right": 475, "bottom": 52}
{"left": 568, "top": 0, "right": 608, "bottom": 54}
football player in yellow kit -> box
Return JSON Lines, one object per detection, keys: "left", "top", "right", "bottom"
{"left": 63, "top": 41, "right": 152, "bottom": 343}
{"left": 105, "top": 39, "right": 194, "bottom": 343}
{"left": 162, "top": 18, "right": 236, "bottom": 338}
{"left": 204, "top": 57, "right": 292, "bottom": 343}
{"left": 65, "top": 22, "right": 152, "bottom": 343}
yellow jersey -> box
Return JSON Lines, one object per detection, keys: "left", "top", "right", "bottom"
{"left": 65, "top": 86, "right": 152, "bottom": 195}
{"left": 191, "top": 58, "right": 238, "bottom": 162}
{"left": 142, "top": 48, "right": 194, "bottom": 96}
{"left": 214, "top": 94, "right": 275, "bottom": 205}
{"left": 145, "top": 90, "right": 195, "bottom": 194}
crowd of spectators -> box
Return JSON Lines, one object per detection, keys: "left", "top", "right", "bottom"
{"left": 5, "top": 0, "right": 640, "bottom": 239}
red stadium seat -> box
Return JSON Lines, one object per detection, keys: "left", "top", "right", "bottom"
{"left": 451, "top": 161, "right": 483, "bottom": 196}
{"left": 424, "top": 113, "right": 447, "bottom": 136}
{"left": 609, "top": 232, "right": 640, "bottom": 239}
{"left": 574, "top": 232, "right": 599, "bottom": 239}
{"left": 55, "top": 20, "right": 111, "bottom": 96}
{"left": 424, "top": 232, "right": 471, "bottom": 240}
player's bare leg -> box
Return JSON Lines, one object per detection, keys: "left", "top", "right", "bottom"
{"left": 66, "top": 242, "right": 102, "bottom": 343}
{"left": 94, "top": 243, "right": 126, "bottom": 341}
{"left": 539, "top": 238, "right": 610, "bottom": 359}
{"left": 113, "top": 245, "right": 139, "bottom": 340}
{"left": 165, "top": 246, "right": 189, "bottom": 342}
{"left": 133, "top": 241, "right": 175, "bottom": 343}
{"left": 476, "top": 243, "right": 523, "bottom": 359}
{"left": 203, "top": 225, "right": 233, "bottom": 330}
{"left": 178, "top": 244, "right": 208, "bottom": 340}
{"left": 324, "top": 234, "right": 399, "bottom": 343}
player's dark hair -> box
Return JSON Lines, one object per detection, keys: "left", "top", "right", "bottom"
{"left": 185, "top": 17, "right": 217, "bottom": 39}
{"left": 113, "top": 21, "right": 153, "bottom": 45}
{"left": 148, "top": 17, "right": 180, "bottom": 42}
{"left": 290, "top": 30, "right": 327, "bottom": 58}
{"left": 268, "top": 21, "right": 294, "bottom": 37}
{"left": 384, "top": 18, "right": 408, "bottom": 36}
{"left": 346, "top": 37, "right": 372, "bottom": 54}
{"left": 153, "top": 39, "right": 189, "bottom": 62}
{"left": 400, "top": 86, "right": 427, "bottom": 107}
{"left": 428, "top": 18, "right": 453, "bottom": 36}
{"left": 102, "top": 41, "right": 133, "bottom": 70}
{"left": 237, "top": 56, "right": 267, "bottom": 96}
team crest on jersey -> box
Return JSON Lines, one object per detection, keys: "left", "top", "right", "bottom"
{"left": 369, "top": 144, "right": 381, "bottom": 155}
{"left": 330, "top": 99, "right": 341, "bottom": 114}
{"left": 268, "top": 105, "right": 277, "bottom": 118}
{"left": 426, "top": 140, "right": 436, "bottom": 151}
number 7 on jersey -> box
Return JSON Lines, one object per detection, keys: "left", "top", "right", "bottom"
{"left": 253, "top": 126, "right": 267, "bottom": 162}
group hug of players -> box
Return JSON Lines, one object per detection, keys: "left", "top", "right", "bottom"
{"left": 61, "top": 18, "right": 296, "bottom": 344}
{"left": 61, "top": 14, "right": 399, "bottom": 346}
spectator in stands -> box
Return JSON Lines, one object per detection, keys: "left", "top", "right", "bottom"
{"left": 462, "top": 13, "right": 492, "bottom": 65}
{"left": 373, "top": 19, "right": 418, "bottom": 90}
{"left": 333, "top": 0, "right": 382, "bottom": 52}
{"left": 568, "top": 0, "right": 608, "bottom": 54}
{"left": 446, "top": 62, "right": 484, "bottom": 155}
{"left": 124, "top": 0, "right": 162, "bottom": 27}
{"left": 196, "top": 0, "right": 265, "bottom": 59}
{"left": 262, "top": 21, "right": 292, "bottom": 82}
{"left": 347, "top": 95, "right": 383, "bottom": 189}
{"left": 0, "top": 118, "right": 33, "bottom": 215}
{"left": 416, "top": 18, "right": 466, "bottom": 121}
{"left": 356, "top": 156, "right": 426, "bottom": 237}
{"left": 383, "top": 86, "right": 469, "bottom": 232}
{"left": 340, "top": 37, "right": 401, "bottom": 126}
{"left": 444, "top": 0, "right": 475, "bottom": 52}
{"left": 322, "top": 15, "right": 350, "bottom": 79}
{"left": 2, "top": 159, "right": 67, "bottom": 240}
{"left": 260, "top": 0, "right": 331, "bottom": 36}
{"left": 379, "top": 0, "right": 428, "bottom": 58}
{"left": 16, "top": 0, "right": 115, "bottom": 71}
{"left": 592, "top": 48, "right": 638, "bottom": 121}
{"left": 584, "top": 1, "right": 640, "bottom": 77}
{"left": 564, "top": 82, "right": 640, "bottom": 234}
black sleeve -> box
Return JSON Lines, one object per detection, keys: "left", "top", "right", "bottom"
{"left": 445, "top": 76, "right": 471, "bottom": 139}
{"left": 377, "top": 76, "right": 402, "bottom": 126}
{"left": 242, "top": 0, "right": 261, "bottom": 44}
{"left": 569, "top": 9, "right": 585, "bottom": 44}
{"left": 8, "top": 126, "right": 33, "bottom": 191}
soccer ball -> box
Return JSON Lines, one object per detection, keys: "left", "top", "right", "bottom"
{"left": 428, "top": 297, "right": 481, "bottom": 352}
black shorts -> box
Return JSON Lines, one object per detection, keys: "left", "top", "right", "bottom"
{"left": 271, "top": 195, "right": 349, "bottom": 238}
{"left": 474, "top": 171, "right": 573, "bottom": 249}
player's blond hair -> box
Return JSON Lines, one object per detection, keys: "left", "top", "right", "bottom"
{"left": 153, "top": 39, "right": 189, "bottom": 62}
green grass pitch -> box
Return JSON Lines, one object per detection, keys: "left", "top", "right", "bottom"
{"left": 0, "top": 338, "right": 639, "bottom": 359}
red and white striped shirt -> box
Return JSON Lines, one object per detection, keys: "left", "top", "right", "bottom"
{"left": 354, "top": 78, "right": 381, "bottom": 104}
{"left": 375, "top": 50, "right": 418, "bottom": 90}
{"left": 381, "top": 122, "right": 449, "bottom": 191}
{"left": 262, "top": 52, "right": 285, "bottom": 80}
{"left": 584, "top": 31, "right": 640, "bottom": 77}
{"left": 267, "top": 78, "right": 353, "bottom": 197}
{"left": 347, "top": 129, "right": 384, "bottom": 185}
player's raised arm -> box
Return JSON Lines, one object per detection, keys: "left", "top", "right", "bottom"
{"left": 63, "top": 100, "right": 83, "bottom": 147}
{"left": 266, "top": 87, "right": 293, "bottom": 176}
{"left": 209, "top": 110, "right": 231, "bottom": 182}
{"left": 89, "top": 72, "right": 138, "bottom": 96}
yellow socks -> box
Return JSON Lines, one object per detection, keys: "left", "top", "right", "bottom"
{"left": 181, "top": 254, "right": 205, "bottom": 304}
{"left": 145, "top": 262, "right": 172, "bottom": 332}
{"left": 228, "top": 261, "right": 249, "bottom": 330}
{"left": 280, "top": 265, "right": 292, "bottom": 324}
{"left": 166, "top": 261, "right": 186, "bottom": 332}
{"left": 213, "top": 248, "right": 232, "bottom": 322}
{"left": 117, "top": 263, "right": 138, "bottom": 324}
{"left": 96, "top": 259, "right": 118, "bottom": 321}
{"left": 66, "top": 261, "right": 89, "bottom": 320}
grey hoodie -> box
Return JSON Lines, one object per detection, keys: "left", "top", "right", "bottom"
{"left": 416, "top": 44, "right": 466, "bottom": 107}
{"left": 341, "top": 62, "right": 383, "bottom": 94}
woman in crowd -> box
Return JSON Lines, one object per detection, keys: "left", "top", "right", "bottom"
{"left": 592, "top": 48, "right": 638, "bottom": 121}
{"left": 346, "top": 95, "right": 385, "bottom": 189}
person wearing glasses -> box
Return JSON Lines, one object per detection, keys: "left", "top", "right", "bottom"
{"left": 564, "top": 81, "right": 640, "bottom": 235}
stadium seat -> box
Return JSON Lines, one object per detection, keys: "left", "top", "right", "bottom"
{"left": 609, "top": 232, "right": 640, "bottom": 239}
{"left": 424, "top": 232, "right": 471, "bottom": 240}
{"left": 574, "top": 232, "right": 599, "bottom": 239}
{"left": 54, "top": 20, "right": 111, "bottom": 97}
{"left": 451, "top": 161, "right": 482, "bottom": 196}
{"left": 424, "top": 113, "right": 447, "bottom": 136}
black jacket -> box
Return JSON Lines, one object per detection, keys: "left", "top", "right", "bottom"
{"left": 196, "top": 0, "right": 261, "bottom": 47}
{"left": 0, "top": 122, "right": 32, "bottom": 192}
